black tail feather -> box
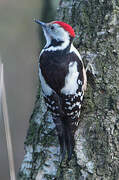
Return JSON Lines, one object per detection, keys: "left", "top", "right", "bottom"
{"left": 58, "top": 135, "right": 66, "bottom": 161}
{"left": 53, "top": 117, "right": 66, "bottom": 160}
{"left": 53, "top": 116, "right": 77, "bottom": 161}
{"left": 64, "top": 125, "right": 75, "bottom": 161}
{"left": 63, "top": 116, "right": 76, "bottom": 161}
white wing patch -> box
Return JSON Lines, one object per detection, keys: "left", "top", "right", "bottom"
{"left": 39, "top": 66, "right": 53, "bottom": 96}
{"left": 70, "top": 44, "right": 83, "bottom": 63}
{"left": 61, "top": 61, "right": 79, "bottom": 95}
{"left": 70, "top": 44, "right": 87, "bottom": 92}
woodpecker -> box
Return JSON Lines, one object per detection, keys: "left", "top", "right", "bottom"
{"left": 35, "top": 20, "right": 87, "bottom": 161}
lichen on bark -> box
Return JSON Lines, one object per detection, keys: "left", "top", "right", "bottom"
{"left": 18, "top": 0, "right": 119, "bottom": 179}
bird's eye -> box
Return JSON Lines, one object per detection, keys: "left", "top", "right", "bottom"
{"left": 51, "top": 26, "right": 54, "bottom": 30}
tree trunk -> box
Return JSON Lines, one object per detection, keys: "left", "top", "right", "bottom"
{"left": 18, "top": 0, "right": 119, "bottom": 179}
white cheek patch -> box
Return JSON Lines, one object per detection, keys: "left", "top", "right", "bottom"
{"left": 39, "top": 67, "right": 53, "bottom": 96}
{"left": 61, "top": 61, "right": 79, "bottom": 95}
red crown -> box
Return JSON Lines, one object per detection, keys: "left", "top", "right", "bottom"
{"left": 53, "top": 21, "right": 75, "bottom": 38}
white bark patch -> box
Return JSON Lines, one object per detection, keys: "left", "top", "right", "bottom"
{"left": 75, "top": 127, "right": 94, "bottom": 175}
{"left": 81, "top": 170, "right": 88, "bottom": 180}
{"left": 36, "top": 171, "right": 44, "bottom": 180}
{"left": 61, "top": 61, "right": 79, "bottom": 95}
{"left": 86, "top": 161, "right": 94, "bottom": 174}
{"left": 36, "top": 146, "right": 60, "bottom": 180}
{"left": 20, "top": 146, "right": 33, "bottom": 177}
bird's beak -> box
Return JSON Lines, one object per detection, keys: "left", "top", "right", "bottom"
{"left": 34, "top": 19, "right": 46, "bottom": 28}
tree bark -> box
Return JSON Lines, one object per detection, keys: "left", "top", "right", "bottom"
{"left": 18, "top": 0, "right": 119, "bottom": 179}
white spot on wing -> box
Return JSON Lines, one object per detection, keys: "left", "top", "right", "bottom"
{"left": 78, "top": 92, "right": 82, "bottom": 96}
{"left": 70, "top": 112, "right": 74, "bottom": 115}
{"left": 75, "top": 102, "right": 81, "bottom": 108}
{"left": 71, "top": 103, "right": 77, "bottom": 108}
{"left": 78, "top": 111, "right": 80, "bottom": 117}
{"left": 66, "top": 101, "right": 71, "bottom": 105}
{"left": 80, "top": 95, "right": 83, "bottom": 101}
{"left": 51, "top": 101, "right": 55, "bottom": 105}
{"left": 52, "top": 107, "right": 55, "bottom": 110}
{"left": 61, "top": 61, "right": 79, "bottom": 95}
{"left": 68, "top": 106, "right": 73, "bottom": 110}
{"left": 78, "top": 79, "right": 82, "bottom": 85}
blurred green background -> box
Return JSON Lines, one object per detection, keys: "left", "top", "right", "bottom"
{"left": 0, "top": 0, "right": 59, "bottom": 179}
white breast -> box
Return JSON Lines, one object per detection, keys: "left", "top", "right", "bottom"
{"left": 39, "top": 66, "right": 53, "bottom": 96}
{"left": 61, "top": 61, "right": 79, "bottom": 95}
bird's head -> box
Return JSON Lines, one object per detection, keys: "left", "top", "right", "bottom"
{"left": 34, "top": 20, "right": 75, "bottom": 49}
